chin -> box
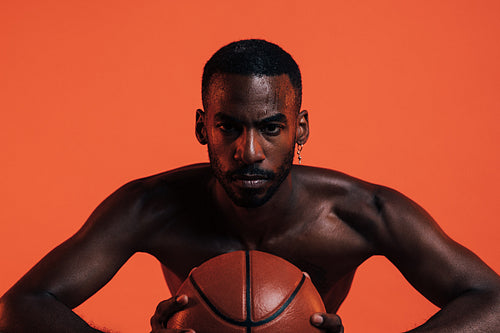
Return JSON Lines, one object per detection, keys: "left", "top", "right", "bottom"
{"left": 226, "top": 186, "right": 277, "bottom": 208}
{"left": 231, "top": 196, "right": 270, "bottom": 208}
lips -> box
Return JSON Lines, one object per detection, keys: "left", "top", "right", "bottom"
{"left": 231, "top": 174, "right": 271, "bottom": 189}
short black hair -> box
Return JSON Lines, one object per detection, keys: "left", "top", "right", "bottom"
{"left": 202, "top": 39, "right": 302, "bottom": 109}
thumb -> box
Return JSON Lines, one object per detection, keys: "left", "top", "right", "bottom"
{"left": 311, "top": 313, "right": 343, "bottom": 333}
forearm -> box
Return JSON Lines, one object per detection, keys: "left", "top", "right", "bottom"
{"left": 0, "top": 291, "right": 105, "bottom": 333}
{"left": 406, "top": 289, "right": 500, "bottom": 333}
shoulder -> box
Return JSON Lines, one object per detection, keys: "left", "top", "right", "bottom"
{"left": 81, "top": 163, "right": 213, "bottom": 238}
{"left": 116, "top": 163, "right": 212, "bottom": 200}
{"left": 293, "top": 165, "right": 423, "bottom": 248}
{"left": 105, "top": 163, "right": 213, "bottom": 222}
{"left": 293, "top": 164, "right": 381, "bottom": 198}
{"left": 293, "top": 164, "right": 408, "bottom": 202}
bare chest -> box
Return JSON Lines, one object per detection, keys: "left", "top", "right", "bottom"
{"left": 147, "top": 209, "right": 372, "bottom": 312}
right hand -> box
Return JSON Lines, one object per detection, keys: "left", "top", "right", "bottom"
{"left": 149, "top": 295, "right": 195, "bottom": 333}
{"left": 310, "top": 312, "right": 344, "bottom": 333}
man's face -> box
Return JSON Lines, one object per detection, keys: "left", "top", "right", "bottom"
{"left": 201, "top": 73, "right": 299, "bottom": 208}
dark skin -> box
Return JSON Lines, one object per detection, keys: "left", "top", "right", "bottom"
{"left": 1, "top": 74, "right": 499, "bottom": 333}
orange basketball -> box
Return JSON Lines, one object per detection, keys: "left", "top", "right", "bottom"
{"left": 166, "top": 250, "right": 326, "bottom": 332}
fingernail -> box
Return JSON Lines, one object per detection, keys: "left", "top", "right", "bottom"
{"left": 176, "top": 294, "right": 188, "bottom": 305}
{"left": 311, "top": 313, "right": 324, "bottom": 325}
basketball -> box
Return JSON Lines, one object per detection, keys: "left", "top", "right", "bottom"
{"left": 166, "top": 250, "right": 326, "bottom": 332}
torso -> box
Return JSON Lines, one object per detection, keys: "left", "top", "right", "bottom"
{"left": 131, "top": 163, "right": 377, "bottom": 312}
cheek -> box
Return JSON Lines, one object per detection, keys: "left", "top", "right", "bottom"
{"left": 265, "top": 137, "right": 295, "bottom": 160}
{"left": 207, "top": 128, "right": 228, "bottom": 149}
{"left": 207, "top": 135, "right": 235, "bottom": 164}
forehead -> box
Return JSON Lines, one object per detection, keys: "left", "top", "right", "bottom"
{"left": 205, "top": 73, "right": 297, "bottom": 117}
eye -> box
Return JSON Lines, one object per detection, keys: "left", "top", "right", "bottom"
{"left": 261, "top": 123, "right": 283, "bottom": 136}
{"left": 216, "top": 122, "right": 238, "bottom": 134}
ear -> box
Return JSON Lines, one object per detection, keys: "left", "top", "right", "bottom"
{"left": 295, "top": 110, "right": 309, "bottom": 145}
{"left": 195, "top": 109, "right": 208, "bottom": 145}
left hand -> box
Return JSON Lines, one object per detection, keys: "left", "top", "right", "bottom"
{"left": 310, "top": 312, "right": 344, "bottom": 333}
{"left": 150, "top": 295, "right": 194, "bottom": 333}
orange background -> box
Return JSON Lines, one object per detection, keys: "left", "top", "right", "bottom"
{"left": 1, "top": 1, "right": 499, "bottom": 332}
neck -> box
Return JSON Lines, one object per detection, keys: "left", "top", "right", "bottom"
{"left": 211, "top": 170, "right": 299, "bottom": 246}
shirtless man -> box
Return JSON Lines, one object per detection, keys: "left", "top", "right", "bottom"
{"left": 1, "top": 39, "right": 499, "bottom": 333}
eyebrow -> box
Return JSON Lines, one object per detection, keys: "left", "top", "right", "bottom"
{"left": 214, "top": 113, "right": 288, "bottom": 124}
{"left": 259, "top": 113, "right": 287, "bottom": 124}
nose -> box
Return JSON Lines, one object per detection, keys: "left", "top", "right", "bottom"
{"left": 233, "top": 129, "right": 265, "bottom": 164}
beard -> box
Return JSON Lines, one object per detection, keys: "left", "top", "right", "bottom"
{"left": 208, "top": 144, "right": 295, "bottom": 208}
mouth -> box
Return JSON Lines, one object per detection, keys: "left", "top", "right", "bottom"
{"left": 231, "top": 174, "right": 271, "bottom": 189}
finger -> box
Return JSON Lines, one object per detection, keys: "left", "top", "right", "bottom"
{"left": 158, "top": 295, "right": 189, "bottom": 320}
{"left": 310, "top": 313, "right": 343, "bottom": 333}
{"left": 150, "top": 295, "right": 190, "bottom": 330}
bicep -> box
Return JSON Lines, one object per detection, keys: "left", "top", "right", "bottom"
{"left": 12, "top": 231, "right": 133, "bottom": 309}
{"left": 375, "top": 187, "right": 499, "bottom": 307}
{"left": 9, "top": 182, "right": 144, "bottom": 309}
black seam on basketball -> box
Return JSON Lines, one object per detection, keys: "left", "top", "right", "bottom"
{"left": 190, "top": 274, "right": 248, "bottom": 326}
{"left": 249, "top": 273, "right": 307, "bottom": 326}
{"left": 189, "top": 252, "right": 308, "bottom": 328}
{"left": 245, "top": 250, "right": 251, "bottom": 323}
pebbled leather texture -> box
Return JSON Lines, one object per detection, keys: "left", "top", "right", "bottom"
{"left": 167, "top": 250, "right": 326, "bottom": 332}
